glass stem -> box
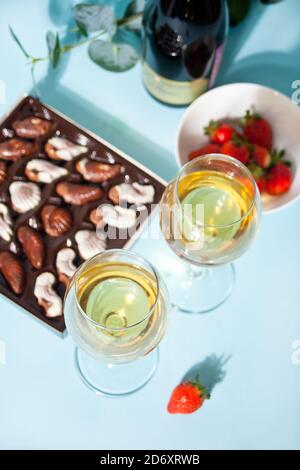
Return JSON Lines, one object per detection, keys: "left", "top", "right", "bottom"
{"left": 185, "top": 263, "right": 208, "bottom": 280}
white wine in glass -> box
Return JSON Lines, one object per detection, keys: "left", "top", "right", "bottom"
{"left": 64, "top": 249, "right": 171, "bottom": 396}
{"left": 160, "top": 154, "right": 261, "bottom": 313}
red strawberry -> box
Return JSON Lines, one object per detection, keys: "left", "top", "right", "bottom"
{"left": 248, "top": 163, "right": 266, "bottom": 193}
{"left": 252, "top": 145, "right": 271, "bottom": 169}
{"left": 167, "top": 380, "right": 210, "bottom": 414}
{"left": 265, "top": 162, "right": 292, "bottom": 195}
{"left": 221, "top": 138, "right": 250, "bottom": 165}
{"left": 204, "top": 121, "right": 236, "bottom": 145}
{"left": 241, "top": 110, "right": 273, "bottom": 150}
{"left": 188, "top": 143, "right": 221, "bottom": 161}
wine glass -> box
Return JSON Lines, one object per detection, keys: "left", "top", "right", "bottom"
{"left": 64, "top": 249, "right": 171, "bottom": 396}
{"left": 160, "top": 154, "right": 261, "bottom": 313}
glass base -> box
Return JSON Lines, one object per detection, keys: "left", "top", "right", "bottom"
{"left": 164, "top": 261, "right": 235, "bottom": 314}
{"left": 74, "top": 347, "right": 159, "bottom": 397}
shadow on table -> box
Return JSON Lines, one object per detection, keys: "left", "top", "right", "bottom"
{"left": 215, "top": 0, "right": 300, "bottom": 97}
{"left": 182, "top": 354, "right": 231, "bottom": 394}
{"left": 218, "top": 51, "right": 300, "bottom": 97}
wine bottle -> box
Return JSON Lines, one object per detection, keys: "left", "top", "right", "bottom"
{"left": 260, "top": 0, "right": 283, "bottom": 3}
{"left": 141, "top": 0, "right": 228, "bottom": 106}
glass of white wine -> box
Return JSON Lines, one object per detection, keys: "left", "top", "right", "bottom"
{"left": 64, "top": 249, "right": 171, "bottom": 396}
{"left": 160, "top": 154, "right": 261, "bottom": 313}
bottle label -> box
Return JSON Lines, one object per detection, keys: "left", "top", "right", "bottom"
{"left": 142, "top": 61, "right": 208, "bottom": 105}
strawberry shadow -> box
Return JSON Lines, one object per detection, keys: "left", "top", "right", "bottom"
{"left": 182, "top": 354, "right": 231, "bottom": 394}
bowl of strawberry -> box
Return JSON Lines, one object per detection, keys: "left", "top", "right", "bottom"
{"left": 176, "top": 83, "right": 300, "bottom": 213}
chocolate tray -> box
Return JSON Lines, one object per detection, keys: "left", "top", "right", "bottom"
{"left": 0, "top": 95, "right": 166, "bottom": 333}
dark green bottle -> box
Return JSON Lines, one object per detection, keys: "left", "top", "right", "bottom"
{"left": 141, "top": 0, "right": 229, "bottom": 105}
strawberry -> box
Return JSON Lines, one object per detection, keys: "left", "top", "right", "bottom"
{"left": 241, "top": 110, "right": 273, "bottom": 150}
{"left": 188, "top": 143, "right": 221, "bottom": 161}
{"left": 252, "top": 145, "right": 271, "bottom": 169}
{"left": 248, "top": 163, "right": 266, "bottom": 193}
{"left": 265, "top": 162, "right": 292, "bottom": 195}
{"left": 204, "top": 121, "right": 236, "bottom": 145}
{"left": 221, "top": 137, "right": 250, "bottom": 165}
{"left": 167, "top": 379, "right": 210, "bottom": 414}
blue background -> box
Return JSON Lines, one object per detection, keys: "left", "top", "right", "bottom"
{"left": 0, "top": 0, "right": 300, "bottom": 450}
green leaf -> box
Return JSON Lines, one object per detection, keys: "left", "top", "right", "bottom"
{"left": 73, "top": 3, "right": 116, "bottom": 36}
{"left": 88, "top": 39, "right": 139, "bottom": 72}
{"left": 227, "top": 0, "right": 251, "bottom": 27}
{"left": 9, "top": 26, "right": 30, "bottom": 58}
{"left": 75, "top": 20, "right": 88, "bottom": 37}
{"left": 46, "top": 31, "right": 61, "bottom": 68}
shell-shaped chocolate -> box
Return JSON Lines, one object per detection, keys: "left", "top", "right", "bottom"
{"left": 56, "top": 248, "right": 77, "bottom": 286}
{"left": 0, "top": 161, "right": 8, "bottom": 184}
{"left": 17, "top": 225, "right": 45, "bottom": 269}
{"left": 76, "top": 158, "right": 121, "bottom": 183}
{"left": 0, "top": 138, "right": 36, "bottom": 161}
{"left": 0, "top": 251, "right": 25, "bottom": 295}
{"left": 25, "top": 159, "right": 68, "bottom": 183}
{"left": 9, "top": 181, "right": 41, "bottom": 213}
{"left": 34, "top": 272, "right": 62, "bottom": 318}
{"left": 108, "top": 182, "right": 155, "bottom": 205}
{"left": 0, "top": 203, "right": 13, "bottom": 242}
{"left": 45, "top": 137, "right": 87, "bottom": 161}
{"left": 90, "top": 204, "right": 137, "bottom": 229}
{"left": 41, "top": 205, "right": 72, "bottom": 237}
{"left": 56, "top": 182, "right": 103, "bottom": 206}
{"left": 74, "top": 230, "right": 106, "bottom": 260}
{"left": 12, "top": 116, "right": 52, "bottom": 139}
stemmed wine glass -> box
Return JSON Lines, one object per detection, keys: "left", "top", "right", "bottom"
{"left": 64, "top": 249, "right": 171, "bottom": 396}
{"left": 160, "top": 154, "right": 261, "bottom": 313}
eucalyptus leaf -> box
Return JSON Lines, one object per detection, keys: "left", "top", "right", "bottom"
{"left": 88, "top": 39, "right": 139, "bottom": 72}
{"left": 46, "top": 31, "right": 61, "bottom": 68}
{"left": 73, "top": 3, "right": 116, "bottom": 36}
{"left": 76, "top": 20, "right": 88, "bottom": 37}
{"left": 9, "top": 26, "right": 30, "bottom": 58}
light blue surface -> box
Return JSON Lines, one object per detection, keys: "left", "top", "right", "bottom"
{"left": 0, "top": 0, "right": 300, "bottom": 450}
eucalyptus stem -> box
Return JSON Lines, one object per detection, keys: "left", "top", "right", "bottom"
{"left": 118, "top": 12, "right": 142, "bottom": 27}
{"left": 28, "top": 11, "right": 142, "bottom": 65}
{"left": 10, "top": 9, "right": 143, "bottom": 75}
{"left": 28, "top": 30, "right": 105, "bottom": 64}
{"left": 60, "top": 29, "right": 105, "bottom": 53}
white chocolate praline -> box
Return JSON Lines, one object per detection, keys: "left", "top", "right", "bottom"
{"left": 9, "top": 181, "right": 41, "bottom": 213}
{"left": 96, "top": 204, "right": 137, "bottom": 229}
{"left": 25, "top": 159, "right": 68, "bottom": 183}
{"left": 114, "top": 182, "right": 155, "bottom": 205}
{"left": 56, "top": 248, "right": 77, "bottom": 280}
{"left": 75, "top": 230, "right": 106, "bottom": 260}
{"left": 34, "top": 272, "right": 62, "bottom": 318}
{"left": 47, "top": 137, "right": 88, "bottom": 160}
{"left": 0, "top": 203, "right": 13, "bottom": 242}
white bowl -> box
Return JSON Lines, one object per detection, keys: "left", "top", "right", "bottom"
{"left": 176, "top": 83, "right": 300, "bottom": 213}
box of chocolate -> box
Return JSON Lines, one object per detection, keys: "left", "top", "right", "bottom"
{"left": 0, "top": 96, "right": 166, "bottom": 333}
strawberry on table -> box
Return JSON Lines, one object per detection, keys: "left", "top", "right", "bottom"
{"left": 188, "top": 143, "right": 221, "bottom": 161}
{"left": 221, "top": 137, "right": 250, "bottom": 165}
{"left": 241, "top": 110, "right": 273, "bottom": 150}
{"left": 252, "top": 144, "right": 271, "bottom": 169}
{"left": 167, "top": 379, "right": 210, "bottom": 414}
{"left": 204, "top": 121, "right": 236, "bottom": 145}
{"left": 265, "top": 162, "right": 292, "bottom": 195}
